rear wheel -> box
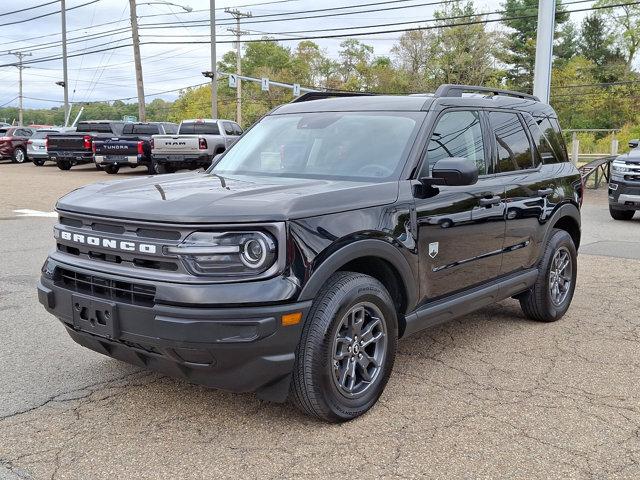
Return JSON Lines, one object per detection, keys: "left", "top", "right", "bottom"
{"left": 519, "top": 229, "right": 577, "bottom": 322}
{"left": 104, "top": 165, "right": 120, "bottom": 174}
{"left": 609, "top": 207, "right": 635, "bottom": 220}
{"left": 32, "top": 158, "right": 46, "bottom": 166}
{"left": 57, "top": 160, "right": 72, "bottom": 171}
{"left": 154, "top": 162, "right": 176, "bottom": 174}
{"left": 12, "top": 148, "right": 26, "bottom": 163}
{"left": 291, "top": 272, "right": 397, "bottom": 422}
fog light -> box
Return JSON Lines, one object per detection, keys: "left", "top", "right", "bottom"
{"left": 281, "top": 312, "right": 303, "bottom": 326}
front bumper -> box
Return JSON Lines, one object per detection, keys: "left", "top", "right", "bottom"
{"left": 37, "top": 260, "right": 311, "bottom": 401}
{"left": 609, "top": 180, "right": 640, "bottom": 210}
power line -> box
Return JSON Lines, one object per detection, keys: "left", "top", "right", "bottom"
{"left": 0, "top": 0, "right": 59, "bottom": 17}
{"left": 0, "top": 0, "right": 103, "bottom": 28}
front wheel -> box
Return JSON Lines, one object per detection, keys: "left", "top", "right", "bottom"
{"left": 519, "top": 229, "right": 577, "bottom": 322}
{"left": 609, "top": 207, "right": 635, "bottom": 221}
{"left": 12, "top": 148, "right": 26, "bottom": 163}
{"left": 291, "top": 272, "right": 397, "bottom": 422}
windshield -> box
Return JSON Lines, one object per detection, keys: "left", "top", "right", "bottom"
{"left": 210, "top": 112, "right": 424, "bottom": 181}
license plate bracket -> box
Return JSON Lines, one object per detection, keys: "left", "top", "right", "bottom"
{"left": 72, "top": 294, "right": 118, "bottom": 339}
{"left": 167, "top": 155, "right": 183, "bottom": 162}
{"left": 105, "top": 155, "right": 127, "bottom": 162}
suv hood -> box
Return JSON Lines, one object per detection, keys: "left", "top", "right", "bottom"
{"left": 56, "top": 171, "right": 399, "bottom": 223}
{"left": 617, "top": 149, "right": 640, "bottom": 163}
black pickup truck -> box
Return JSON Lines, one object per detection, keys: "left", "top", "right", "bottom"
{"left": 93, "top": 122, "right": 178, "bottom": 174}
{"left": 47, "top": 121, "right": 125, "bottom": 171}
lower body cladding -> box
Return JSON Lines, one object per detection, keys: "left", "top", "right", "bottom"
{"left": 37, "top": 259, "right": 311, "bottom": 402}
{"left": 609, "top": 180, "right": 640, "bottom": 210}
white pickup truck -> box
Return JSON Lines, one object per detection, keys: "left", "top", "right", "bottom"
{"left": 151, "top": 119, "right": 242, "bottom": 174}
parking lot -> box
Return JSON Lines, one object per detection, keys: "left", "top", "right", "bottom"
{"left": 1, "top": 161, "right": 640, "bottom": 479}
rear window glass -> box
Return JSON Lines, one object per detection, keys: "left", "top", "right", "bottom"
{"left": 122, "top": 124, "right": 160, "bottom": 135}
{"left": 179, "top": 122, "right": 220, "bottom": 135}
{"left": 76, "top": 122, "right": 123, "bottom": 134}
{"left": 163, "top": 123, "right": 178, "bottom": 134}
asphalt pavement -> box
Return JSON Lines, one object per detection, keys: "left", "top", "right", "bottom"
{"left": 1, "top": 162, "right": 639, "bottom": 479}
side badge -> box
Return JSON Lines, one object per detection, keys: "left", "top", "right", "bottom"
{"left": 428, "top": 242, "right": 439, "bottom": 259}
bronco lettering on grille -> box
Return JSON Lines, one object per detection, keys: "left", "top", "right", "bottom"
{"left": 58, "top": 230, "right": 157, "bottom": 254}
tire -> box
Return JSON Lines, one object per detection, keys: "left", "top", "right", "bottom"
{"left": 154, "top": 162, "right": 175, "bottom": 174}
{"left": 291, "top": 272, "right": 398, "bottom": 422}
{"left": 32, "top": 158, "right": 46, "bottom": 166}
{"left": 519, "top": 228, "right": 577, "bottom": 322}
{"left": 95, "top": 164, "right": 103, "bottom": 171}
{"left": 104, "top": 165, "right": 120, "bottom": 174}
{"left": 609, "top": 207, "right": 635, "bottom": 221}
{"left": 57, "top": 160, "right": 72, "bottom": 171}
{"left": 12, "top": 148, "right": 26, "bottom": 163}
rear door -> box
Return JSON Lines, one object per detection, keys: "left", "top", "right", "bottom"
{"left": 489, "top": 111, "right": 556, "bottom": 274}
{"left": 414, "top": 108, "right": 507, "bottom": 301}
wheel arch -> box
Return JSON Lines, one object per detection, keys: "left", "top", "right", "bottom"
{"left": 297, "top": 239, "right": 417, "bottom": 337}
{"left": 547, "top": 203, "right": 581, "bottom": 249}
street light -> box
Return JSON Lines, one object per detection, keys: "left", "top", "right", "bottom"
{"left": 138, "top": 1, "right": 192, "bottom": 12}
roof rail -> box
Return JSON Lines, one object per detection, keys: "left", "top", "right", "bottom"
{"left": 434, "top": 84, "right": 539, "bottom": 101}
{"left": 291, "top": 91, "right": 375, "bottom": 103}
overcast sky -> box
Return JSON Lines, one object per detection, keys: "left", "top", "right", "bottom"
{"left": 0, "top": 0, "right": 594, "bottom": 110}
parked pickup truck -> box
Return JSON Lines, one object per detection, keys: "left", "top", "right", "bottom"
{"left": 92, "top": 122, "right": 178, "bottom": 174}
{"left": 151, "top": 119, "right": 242, "bottom": 174}
{"left": 47, "top": 121, "right": 125, "bottom": 170}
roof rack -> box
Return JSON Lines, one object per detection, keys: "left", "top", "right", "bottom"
{"left": 291, "top": 91, "right": 375, "bottom": 103}
{"left": 434, "top": 84, "right": 539, "bottom": 101}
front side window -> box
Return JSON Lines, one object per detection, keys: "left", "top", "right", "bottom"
{"left": 420, "top": 110, "right": 487, "bottom": 177}
{"left": 212, "top": 111, "right": 424, "bottom": 181}
{"left": 490, "top": 112, "right": 534, "bottom": 172}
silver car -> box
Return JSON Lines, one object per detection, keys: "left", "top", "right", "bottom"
{"left": 28, "top": 128, "right": 75, "bottom": 166}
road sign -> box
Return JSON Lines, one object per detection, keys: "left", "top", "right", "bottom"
{"left": 292, "top": 83, "right": 301, "bottom": 96}
{"left": 229, "top": 74, "right": 237, "bottom": 88}
{"left": 261, "top": 77, "right": 269, "bottom": 91}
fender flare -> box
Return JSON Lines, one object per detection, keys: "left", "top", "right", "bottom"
{"left": 541, "top": 202, "right": 581, "bottom": 247}
{"left": 297, "top": 239, "right": 418, "bottom": 312}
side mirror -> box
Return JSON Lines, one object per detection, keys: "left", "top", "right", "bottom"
{"left": 629, "top": 139, "right": 639, "bottom": 149}
{"left": 423, "top": 157, "right": 479, "bottom": 187}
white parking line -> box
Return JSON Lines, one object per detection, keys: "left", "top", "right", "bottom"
{"left": 13, "top": 209, "right": 57, "bottom": 218}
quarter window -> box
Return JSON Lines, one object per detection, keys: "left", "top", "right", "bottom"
{"left": 490, "top": 112, "right": 534, "bottom": 172}
{"left": 420, "top": 110, "right": 487, "bottom": 177}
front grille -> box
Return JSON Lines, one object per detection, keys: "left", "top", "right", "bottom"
{"left": 57, "top": 268, "right": 156, "bottom": 307}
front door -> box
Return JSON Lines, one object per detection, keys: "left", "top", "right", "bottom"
{"left": 414, "top": 109, "right": 506, "bottom": 302}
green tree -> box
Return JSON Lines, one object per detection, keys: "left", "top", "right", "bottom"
{"left": 596, "top": 0, "right": 640, "bottom": 67}
{"left": 501, "top": 0, "right": 569, "bottom": 90}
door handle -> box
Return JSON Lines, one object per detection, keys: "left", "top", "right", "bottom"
{"left": 479, "top": 196, "right": 502, "bottom": 207}
{"left": 537, "top": 188, "right": 554, "bottom": 197}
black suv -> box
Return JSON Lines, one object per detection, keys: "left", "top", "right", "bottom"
{"left": 37, "top": 85, "right": 582, "bottom": 422}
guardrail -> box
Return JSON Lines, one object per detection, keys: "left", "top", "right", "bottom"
{"left": 578, "top": 155, "right": 616, "bottom": 189}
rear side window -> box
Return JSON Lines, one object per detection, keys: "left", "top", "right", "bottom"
{"left": 536, "top": 117, "right": 568, "bottom": 163}
{"left": 179, "top": 122, "right": 220, "bottom": 135}
{"left": 523, "top": 115, "right": 556, "bottom": 164}
{"left": 489, "top": 112, "right": 534, "bottom": 172}
{"left": 420, "top": 110, "right": 487, "bottom": 177}
{"left": 222, "top": 122, "right": 235, "bottom": 135}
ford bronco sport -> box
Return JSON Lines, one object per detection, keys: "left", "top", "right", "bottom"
{"left": 37, "top": 85, "right": 582, "bottom": 422}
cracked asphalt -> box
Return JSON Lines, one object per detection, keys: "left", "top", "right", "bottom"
{"left": 1, "top": 162, "right": 640, "bottom": 479}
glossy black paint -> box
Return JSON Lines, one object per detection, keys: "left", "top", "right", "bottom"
{"left": 39, "top": 92, "right": 582, "bottom": 400}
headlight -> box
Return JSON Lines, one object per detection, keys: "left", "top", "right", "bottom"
{"left": 612, "top": 163, "right": 630, "bottom": 173}
{"left": 166, "top": 231, "right": 277, "bottom": 277}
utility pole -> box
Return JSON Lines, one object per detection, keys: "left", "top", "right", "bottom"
{"left": 210, "top": 0, "right": 217, "bottom": 118}
{"left": 532, "top": 0, "right": 556, "bottom": 104}
{"left": 129, "top": 0, "right": 146, "bottom": 122}
{"left": 61, "top": 0, "right": 70, "bottom": 126}
{"left": 8, "top": 51, "right": 31, "bottom": 126}
{"left": 225, "top": 8, "right": 251, "bottom": 126}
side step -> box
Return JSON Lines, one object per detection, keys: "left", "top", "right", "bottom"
{"left": 403, "top": 269, "right": 538, "bottom": 337}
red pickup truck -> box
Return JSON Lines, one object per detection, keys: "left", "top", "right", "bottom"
{"left": 0, "top": 127, "right": 36, "bottom": 163}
